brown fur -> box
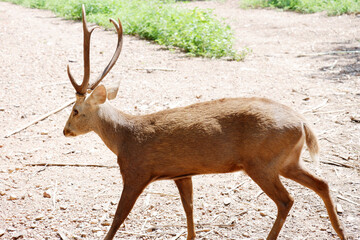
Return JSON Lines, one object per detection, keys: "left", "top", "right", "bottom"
{"left": 64, "top": 91, "right": 346, "bottom": 240}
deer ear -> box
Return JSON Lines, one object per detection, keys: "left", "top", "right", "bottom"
{"left": 106, "top": 82, "right": 120, "bottom": 100}
{"left": 88, "top": 85, "right": 107, "bottom": 105}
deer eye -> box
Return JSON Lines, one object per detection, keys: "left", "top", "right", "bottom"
{"left": 73, "top": 109, "right": 79, "bottom": 116}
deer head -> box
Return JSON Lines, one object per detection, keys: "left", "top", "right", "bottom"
{"left": 63, "top": 5, "right": 123, "bottom": 137}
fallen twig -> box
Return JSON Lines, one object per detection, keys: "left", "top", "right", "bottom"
{"left": 53, "top": 180, "right": 58, "bottom": 210}
{"left": 24, "top": 163, "right": 117, "bottom": 168}
{"left": 26, "top": 163, "right": 48, "bottom": 183}
{"left": 135, "top": 67, "right": 176, "bottom": 72}
{"left": 320, "top": 159, "right": 353, "bottom": 169}
{"left": 4, "top": 99, "right": 75, "bottom": 138}
{"left": 337, "top": 195, "right": 360, "bottom": 206}
{"left": 297, "top": 50, "right": 360, "bottom": 58}
{"left": 143, "top": 190, "right": 178, "bottom": 198}
{"left": 149, "top": 222, "right": 235, "bottom": 232}
{"left": 57, "top": 229, "right": 69, "bottom": 240}
{"left": 171, "top": 230, "right": 186, "bottom": 240}
{"left": 313, "top": 109, "right": 346, "bottom": 115}
{"left": 171, "top": 228, "right": 211, "bottom": 240}
{"left": 118, "top": 230, "right": 156, "bottom": 237}
{"left": 41, "top": 81, "right": 69, "bottom": 88}
{"left": 302, "top": 99, "right": 328, "bottom": 114}
{"left": 221, "top": 180, "right": 248, "bottom": 195}
{"left": 255, "top": 190, "right": 264, "bottom": 199}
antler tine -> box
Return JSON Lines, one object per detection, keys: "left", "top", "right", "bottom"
{"left": 67, "top": 4, "right": 97, "bottom": 95}
{"left": 89, "top": 18, "right": 123, "bottom": 90}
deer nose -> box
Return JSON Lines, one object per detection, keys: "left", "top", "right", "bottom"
{"left": 63, "top": 128, "right": 70, "bottom": 136}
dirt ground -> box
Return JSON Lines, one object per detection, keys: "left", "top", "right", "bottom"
{"left": 0, "top": 0, "right": 359, "bottom": 239}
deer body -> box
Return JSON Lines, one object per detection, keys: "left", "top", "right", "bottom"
{"left": 93, "top": 97, "right": 306, "bottom": 179}
{"left": 62, "top": 6, "right": 346, "bottom": 240}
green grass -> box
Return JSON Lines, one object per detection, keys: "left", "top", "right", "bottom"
{"left": 3, "top": 0, "right": 247, "bottom": 60}
{"left": 241, "top": 0, "right": 360, "bottom": 15}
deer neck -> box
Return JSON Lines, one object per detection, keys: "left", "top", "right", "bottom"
{"left": 93, "top": 102, "right": 133, "bottom": 156}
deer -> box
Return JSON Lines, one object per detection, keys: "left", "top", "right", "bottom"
{"left": 62, "top": 5, "right": 347, "bottom": 240}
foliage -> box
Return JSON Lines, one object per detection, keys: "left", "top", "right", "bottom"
{"left": 241, "top": 0, "right": 360, "bottom": 15}
{"left": 3, "top": 0, "right": 247, "bottom": 60}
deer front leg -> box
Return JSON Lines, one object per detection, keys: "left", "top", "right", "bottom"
{"left": 175, "top": 177, "right": 196, "bottom": 240}
{"left": 104, "top": 177, "right": 150, "bottom": 240}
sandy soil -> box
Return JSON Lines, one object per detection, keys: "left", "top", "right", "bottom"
{"left": 0, "top": 0, "right": 359, "bottom": 239}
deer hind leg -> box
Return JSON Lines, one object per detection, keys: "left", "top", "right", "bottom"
{"left": 281, "top": 164, "right": 347, "bottom": 240}
{"left": 245, "top": 168, "right": 294, "bottom": 240}
{"left": 175, "top": 177, "right": 196, "bottom": 240}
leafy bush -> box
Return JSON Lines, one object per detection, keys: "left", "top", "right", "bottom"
{"left": 241, "top": 0, "right": 360, "bottom": 15}
{"left": 3, "top": 0, "right": 247, "bottom": 60}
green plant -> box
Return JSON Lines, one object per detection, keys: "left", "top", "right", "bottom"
{"left": 2, "top": 0, "right": 247, "bottom": 60}
{"left": 241, "top": 0, "right": 360, "bottom": 15}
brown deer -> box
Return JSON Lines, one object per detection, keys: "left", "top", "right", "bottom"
{"left": 63, "top": 5, "right": 347, "bottom": 240}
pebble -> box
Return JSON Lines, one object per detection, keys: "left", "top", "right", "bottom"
{"left": 43, "top": 191, "right": 51, "bottom": 198}
{"left": 12, "top": 230, "right": 25, "bottom": 239}
{"left": 7, "top": 227, "right": 16, "bottom": 232}
{"left": 8, "top": 195, "right": 18, "bottom": 200}
{"left": 35, "top": 214, "right": 44, "bottom": 221}
{"left": 101, "top": 220, "right": 111, "bottom": 226}
{"left": 90, "top": 219, "right": 98, "bottom": 225}
{"left": 223, "top": 197, "right": 231, "bottom": 206}
{"left": 260, "top": 211, "right": 268, "bottom": 217}
{"left": 336, "top": 203, "right": 344, "bottom": 213}
{"left": 0, "top": 229, "right": 5, "bottom": 237}
{"left": 92, "top": 204, "right": 102, "bottom": 210}
{"left": 60, "top": 205, "right": 67, "bottom": 210}
{"left": 92, "top": 227, "right": 102, "bottom": 233}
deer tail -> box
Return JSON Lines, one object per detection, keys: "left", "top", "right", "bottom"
{"left": 303, "top": 122, "right": 320, "bottom": 166}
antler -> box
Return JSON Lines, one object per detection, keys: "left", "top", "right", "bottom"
{"left": 67, "top": 5, "right": 123, "bottom": 95}
{"left": 89, "top": 18, "right": 123, "bottom": 90}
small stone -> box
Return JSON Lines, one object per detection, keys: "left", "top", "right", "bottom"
{"left": 43, "top": 191, "right": 51, "bottom": 198}
{"left": 110, "top": 200, "right": 117, "bottom": 205}
{"left": 0, "top": 229, "right": 5, "bottom": 236}
{"left": 60, "top": 205, "right": 67, "bottom": 210}
{"left": 80, "top": 232, "right": 87, "bottom": 237}
{"left": 260, "top": 211, "right": 268, "bottom": 217}
{"left": 336, "top": 203, "right": 344, "bottom": 213}
{"left": 35, "top": 214, "right": 44, "bottom": 221}
{"left": 7, "top": 227, "right": 16, "bottom": 232}
{"left": 92, "top": 227, "right": 101, "bottom": 233}
{"left": 12, "top": 230, "right": 25, "bottom": 239}
{"left": 90, "top": 219, "right": 98, "bottom": 225}
{"left": 101, "top": 221, "right": 110, "bottom": 226}
{"left": 8, "top": 195, "right": 18, "bottom": 200}
{"left": 92, "top": 204, "right": 102, "bottom": 210}
{"left": 223, "top": 197, "right": 231, "bottom": 206}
